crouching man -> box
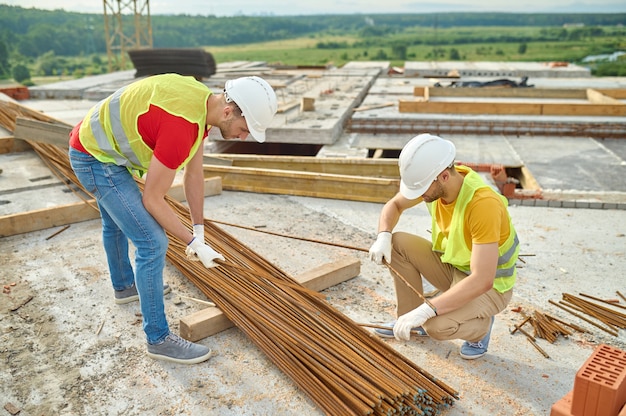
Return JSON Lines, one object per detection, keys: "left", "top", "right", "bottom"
{"left": 369, "top": 133, "right": 519, "bottom": 359}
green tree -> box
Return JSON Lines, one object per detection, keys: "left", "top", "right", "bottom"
{"left": 0, "top": 39, "right": 10, "bottom": 79}
{"left": 12, "top": 64, "right": 30, "bottom": 83}
{"left": 37, "top": 51, "right": 62, "bottom": 76}
{"left": 373, "top": 49, "right": 388, "bottom": 60}
{"left": 449, "top": 48, "right": 461, "bottom": 60}
{"left": 518, "top": 43, "right": 527, "bottom": 54}
{"left": 391, "top": 44, "right": 407, "bottom": 60}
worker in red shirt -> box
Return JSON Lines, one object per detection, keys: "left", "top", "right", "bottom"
{"left": 69, "top": 73, "right": 277, "bottom": 364}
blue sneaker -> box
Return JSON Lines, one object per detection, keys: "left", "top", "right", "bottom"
{"left": 373, "top": 321, "right": 428, "bottom": 338}
{"left": 460, "top": 316, "right": 494, "bottom": 360}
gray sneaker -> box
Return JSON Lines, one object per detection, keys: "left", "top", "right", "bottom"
{"left": 114, "top": 284, "right": 171, "bottom": 304}
{"left": 147, "top": 333, "right": 212, "bottom": 364}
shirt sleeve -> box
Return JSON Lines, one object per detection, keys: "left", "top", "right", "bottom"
{"left": 137, "top": 104, "right": 201, "bottom": 170}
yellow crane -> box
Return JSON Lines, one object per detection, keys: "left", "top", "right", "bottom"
{"left": 103, "top": 0, "right": 153, "bottom": 72}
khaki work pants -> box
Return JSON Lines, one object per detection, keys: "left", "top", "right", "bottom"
{"left": 390, "top": 232, "right": 513, "bottom": 343}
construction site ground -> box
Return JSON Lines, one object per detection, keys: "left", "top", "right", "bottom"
{"left": 1, "top": 61, "right": 626, "bottom": 416}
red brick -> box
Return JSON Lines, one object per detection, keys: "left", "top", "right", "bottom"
{"left": 571, "top": 344, "right": 626, "bottom": 416}
{"left": 0, "top": 86, "right": 29, "bottom": 100}
{"left": 551, "top": 390, "right": 574, "bottom": 416}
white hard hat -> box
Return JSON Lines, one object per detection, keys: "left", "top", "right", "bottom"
{"left": 399, "top": 133, "right": 456, "bottom": 200}
{"left": 224, "top": 76, "right": 278, "bottom": 143}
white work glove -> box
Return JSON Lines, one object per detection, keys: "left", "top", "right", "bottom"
{"left": 185, "top": 237, "right": 225, "bottom": 268}
{"left": 369, "top": 231, "right": 392, "bottom": 264}
{"left": 192, "top": 223, "right": 204, "bottom": 239}
{"left": 393, "top": 303, "right": 437, "bottom": 341}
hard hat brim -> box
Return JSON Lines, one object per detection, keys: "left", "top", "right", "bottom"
{"left": 400, "top": 180, "right": 429, "bottom": 200}
{"left": 248, "top": 126, "right": 266, "bottom": 143}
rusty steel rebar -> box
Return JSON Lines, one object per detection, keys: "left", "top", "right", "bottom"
{"left": 562, "top": 293, "right": 626, "bottom": 330}
{"left": 549, "top": 300, "right": 619, "bottom": 337}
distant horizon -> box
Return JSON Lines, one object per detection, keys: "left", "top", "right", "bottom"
{"left": 2, "top": 1, "right": 626, "bottom": 16}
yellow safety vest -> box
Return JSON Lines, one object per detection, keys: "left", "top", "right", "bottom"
{"left": 78, "top": 74, "right": 210, "bottom": 174}
{"left": 427, "top": 166, "right": 519, "bottom": 293}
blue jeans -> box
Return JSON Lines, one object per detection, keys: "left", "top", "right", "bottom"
{"left": 69, "top": 148, "right": 170, "bottom": 344}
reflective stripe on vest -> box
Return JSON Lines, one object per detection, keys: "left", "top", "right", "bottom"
{"left": 88, "top": 86, "right": 142, "bottom": 168}
{"left": 78, "top": 74, "right": 211, "bottom": 173}
{"left": 427, "top": 166, "right": 519, "bottom": 293}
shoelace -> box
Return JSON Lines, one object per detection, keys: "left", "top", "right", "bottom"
{"left": 466, "top": 341, "right": 484, "bottom": 348}
{"left": 167, "top": 334, "right": 193, "bottom": 349}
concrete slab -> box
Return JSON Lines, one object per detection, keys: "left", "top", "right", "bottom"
{"left": 510, "top": 135, "right": 626, "bottom": 193}
{"left": 1, "top": 190, "right": 625, "bottom": 416}
{"left": 0, "top": 151, "right": 73, "bottom": 215}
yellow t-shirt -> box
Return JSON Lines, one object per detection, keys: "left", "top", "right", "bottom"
{"left": 434, "top": 187, "right": 511, "bottom": 249}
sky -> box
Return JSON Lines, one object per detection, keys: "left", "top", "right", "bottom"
{"left": 2, "top": 0, "right": 626, "bottom": 15}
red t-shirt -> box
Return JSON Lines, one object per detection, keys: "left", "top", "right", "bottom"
{"left": 69, "top": 104, "right": 207, "bottom": 169}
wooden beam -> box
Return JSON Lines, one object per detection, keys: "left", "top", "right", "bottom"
{"left": 586, "top": 89, "right": 624, "bottom": 105}
{"left": 166, "top": 177, "right": 222, "bottom": 201}
{"left": 179, "top": 256, "right": 361, "bottom": 341}
{"left": 0, "top": 178, "right": 223, "bottom": 237}
{"left": 0, "top": 136, "right": 32, "bottom": 154}
{"left": 414, "top": 86, "right": 590, "bottom": 99}
{"left": 204, "top": 153, "right": 399, "bottom": 178}
{"left": 0, "top": 200, "right": 100, "bottom": 237}
{"left": 399, "top": 100, "right": 626, "bottom": 117}
{"left": 202, "top": 155, "right": 233, "bottom": 166}
{"left": 595, "top": 89, "right": 626, "bottom": 99}
{"left": 202, "top": 164, "right": 400, "bottom": 203}
{"left": 13, "top": 117, "right": 71, "bottom": 148}
{"left": 277, "top": 100, "right": 300, "bottom": 113}
{"left": 353, "top": 102, "right": 395, "bottom": 112}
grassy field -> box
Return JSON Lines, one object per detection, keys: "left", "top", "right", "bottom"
{"left": 207, "top": 26, "right": 625, "bottom": 68}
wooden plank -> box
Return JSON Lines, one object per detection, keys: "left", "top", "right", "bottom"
{"left": 204, "top": 153, "right": 399, "bottom": 178}
{"left": 353, "top": 102, "right": 395, "bottom": 112}
{"left": 179, "top": 256, "right": 361, "bottom": 341}
{"left": 294, "top": 256, "right": 361, "bottom": 292}
{"left": 414, "top": 86, "right": 588, "bottom": 99}
{"left": 399, "top": 100, "right": 626, "bottom": 116}
{"left": 202, "top": 165, "right": 400, "bottom": 203}
{"left": 166, "top": 176, "right": 222, "bottom": 201}
{"left": 586, "top": 89, "right": 624, "bottom": 105}
{"left": 0, "top": 137, "right": 32, "bottom": 154}
{"left": 202, "top": 155, "right": 233, "bottom": 166}
{"left": 0, "top": 201, "right": 100, "bottom": 237}
{"left": 13, "top": 117, "right": 71, "bottom": 148}
{"left": 277, "top": 100, "right": 300, "bottom": 113}
{"left": 0, "top": 178, "right": 223, "bottom": 237}
{"left": 595, "top": 89, "right": 626, "bottom": 99}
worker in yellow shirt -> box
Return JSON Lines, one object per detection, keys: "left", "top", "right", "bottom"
{"left": 369, "top": 133, "right": 519, "bottom": 359}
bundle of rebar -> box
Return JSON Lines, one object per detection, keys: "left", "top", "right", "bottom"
{"left": 167, "top": 203, "right": 458, "bottom": 415}
{"left": 551, "top": 293, "right": 626, "bottom": 337}
{"left": 511, "top": 310, "right": 586, "bottom": 359}
{"left": 1, "top": 106, "right": 460, "bottom": 415}
{"left": 529, "top": 311, "right": 574, "bottom": 343}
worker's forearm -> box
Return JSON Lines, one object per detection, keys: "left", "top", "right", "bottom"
{"left": 430, "top": 273, "right": 493, "bottom": 316}
{"left": 144, "top": 197, "right": 194, "bottom": 244}
{"left": 184, "top": 175, "right": 205, "bottom": 226}
{"left": 378, "top": 202, "right": 401, "bottom": 233}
